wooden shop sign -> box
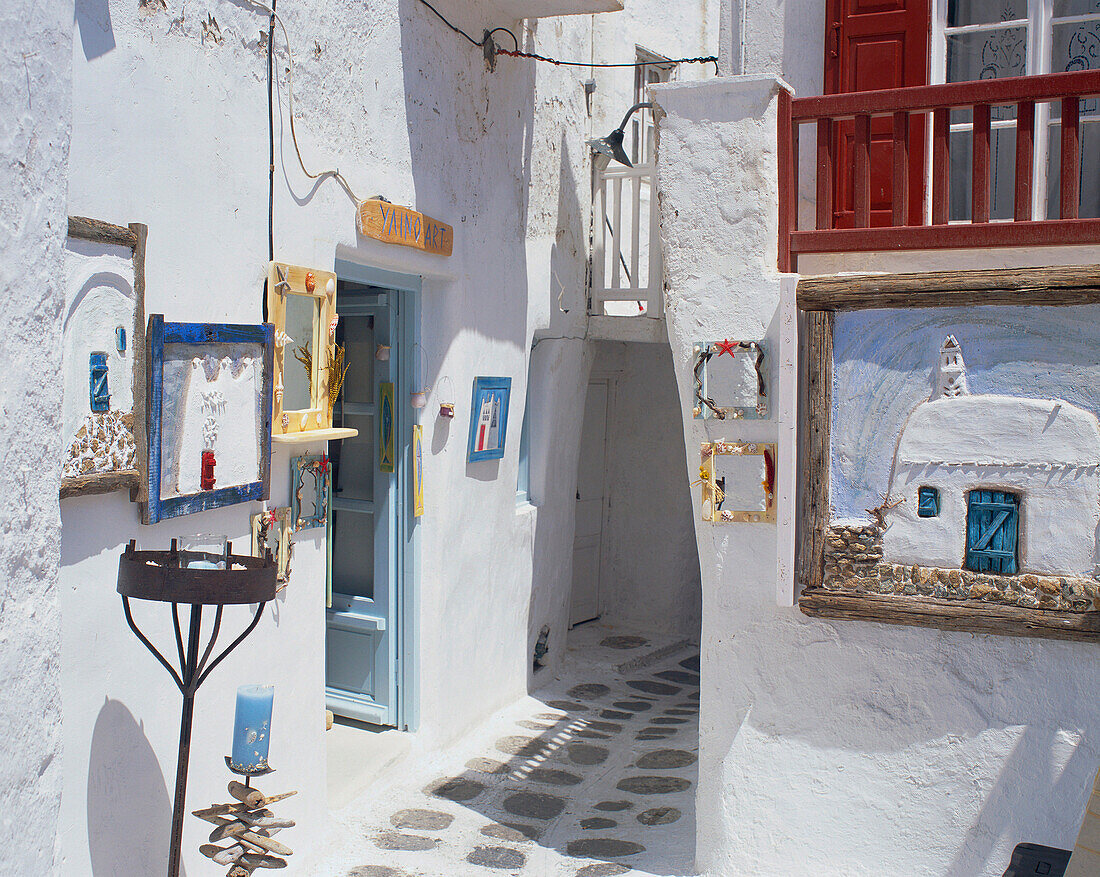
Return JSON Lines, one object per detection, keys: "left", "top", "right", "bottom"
{"left": 357, "top": 199, "right": 453, "bottom": 256}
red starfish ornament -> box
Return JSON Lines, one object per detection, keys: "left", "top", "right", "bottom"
{"left": 714, "top": 338, "right": 738, "bottom": 357}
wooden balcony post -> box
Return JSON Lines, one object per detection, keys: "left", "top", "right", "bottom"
{"left": 817, "top": 118, "right": 834, "bottom": 230}
{"left": 972, "top": 103, "right": 991, "bottom": 223}
{"left": 892, "top": 111, "right": 910, "bottom": 227}
{"left": 932, "top": 107, "right": 950, "bottom": 225}
{"left": 1061, "top": 96, "right": 1081, "bottom": 220}
{"left": 1014, "top": 100, "right": 1034, "bottom": 221}
{"left": 854, "top": 114, "right": 871, "bottom": 228}
{"left": 778, "top": 88, "right": 793, "bottom": 272}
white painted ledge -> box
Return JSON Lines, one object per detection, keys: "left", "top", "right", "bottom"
{"left": 587, "top": 315, "right": 668, "bottom": 344}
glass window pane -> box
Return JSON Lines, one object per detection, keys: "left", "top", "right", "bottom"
{"left": 331, "top": 509, "right": 374, "bottom": 600}
{"left": 1053, "top": 0, "right": 1100, "bottom": 18}
{"left": 333, "top": 413, "right": 374, "bottom": 502}
{"left": 948, "top": 0, "right": 1026, "bottom": 27}
{"left": 1046, "top": 120, "right": 1100, "bottom": 218}
{"left": 947, "top": 29, "right": 1027, "bottom": 83}
{"left": 1052, "top": 23, "right": 1100, "bottom": 116}
{"left": 339, "top": 315, "right": 374, "bottom": 405}
{"left": 948, "top": 125, "right": 1018, "bottom": 222}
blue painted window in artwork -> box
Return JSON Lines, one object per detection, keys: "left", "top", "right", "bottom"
{"left": 917, "top": 486, "right": 940, "bottom": 517}
{"left": 89, "top": 352, "right": 110, "bottom": 412}
{"left": 965, "top": 490, "right": 1020, "bottom": 575}
{"left": 116, "top": 326, "right": 127, "bottom": 353}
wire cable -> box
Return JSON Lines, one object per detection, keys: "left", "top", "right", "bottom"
{"left": 413, "top": 0, "right": 716, "bottom": 71}
{"left": 246, "top": 0, "right": 362, "bottom": 203}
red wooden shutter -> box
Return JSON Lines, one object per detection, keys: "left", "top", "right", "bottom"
{"left": 825, "top": 0, "right": 931, "bottom": 228}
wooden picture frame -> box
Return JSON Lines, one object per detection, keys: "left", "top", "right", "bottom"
{"left": 251, "top": 506, "right": 294, "bottom": 587}
{"left": 268, "top": 261, "right": 355, "bottom": 443}
{"left": 692, "top": 339, "right": 767, "bottom": 420}
{"left": 467, "top": 376, "right": 512, "bottom": 463}
{"left": 61, "top": 216, "right": 148, "bottom": 499}
{"left": 795, "top": 265, "right": 1100, "bottom": 642}
{"left": 142, "top": 316, "right": 274, "bottom": 524}
{"left": 700, "top": 441, "right": 777, "bottom": 523}
{"left": 291, "top": 454, "right": 330, "bottom": 531}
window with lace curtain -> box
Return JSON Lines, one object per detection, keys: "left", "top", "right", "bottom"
{"left": 942, "top": 0, "right": 1100, "bottom": 219}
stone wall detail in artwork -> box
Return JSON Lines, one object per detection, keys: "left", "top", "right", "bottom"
{"left": 822, "top": 521, "right": 1099, "bottom": 611}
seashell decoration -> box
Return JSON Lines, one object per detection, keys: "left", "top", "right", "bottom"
{"left": 304, "top": 272, "right": 315, "bottom": 293}
{"left": 274, "top": 329, "right": 293, "bottom": 349}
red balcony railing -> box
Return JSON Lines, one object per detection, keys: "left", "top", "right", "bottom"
{"left": 777, "top": 70, "right": 1100, "bottom": 272}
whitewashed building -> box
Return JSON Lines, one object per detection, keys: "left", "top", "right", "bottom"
{"left": 884, "top": 337, "right": 1100, "bottom": 576}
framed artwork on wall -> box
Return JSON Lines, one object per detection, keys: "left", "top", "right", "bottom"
{"left": 412, "top": 424, "right": 424, "bottom": 517}
{"left": 700, "top": 440, "right": 777, "bottom": 523}
{"left": 379, "top": 382, "right": 395, "bottom": 473}
{"left": 267, "top": 261, "right": 356, "bottom": 442}
{"left": 467, "top": 376, "right": 512, "bottom": 462}
{"left": 796, "top": 266, "right": 1100, "bottom": 642}
{"left": 251, "top": 506, "right": 294, "bottom": 587}
{"left": 141, "top": 316, "right": 274, "bottom": 525}
{"left": 692, "top": 339, "right": 767, "bottom": 420}
{"left": 291, "top": 454, "right": 330, "bottom": 531}
{"left": 61, "top": 216, "right": 148, "bottom": 499}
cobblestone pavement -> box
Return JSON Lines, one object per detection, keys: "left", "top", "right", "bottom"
{"left": 322, "top": 625, "right": 700, "bottom": 877}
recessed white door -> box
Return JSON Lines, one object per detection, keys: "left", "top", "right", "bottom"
{"left": 571, "top": 379, "right": 609, "bottom": 627}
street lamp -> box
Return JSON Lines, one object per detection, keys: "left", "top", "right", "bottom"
{"left": 587, "top": 101, "right": 653, "bottom": 169}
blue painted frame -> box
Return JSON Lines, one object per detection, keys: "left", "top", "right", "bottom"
{"left": 142, "top": 315, "right": 274, "bottom": 525}
{"left": 333, "top": 255, "right": 421, "bottom": 732}
{"left": 467, "top": 376, "right": 512, "bottom": 462}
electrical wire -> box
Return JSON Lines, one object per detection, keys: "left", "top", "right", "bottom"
{"left": 413, "top": 0, "right": 716, "bottom": 71}
{"left": 246, "top": 0, "right": 362, "bottom": 203}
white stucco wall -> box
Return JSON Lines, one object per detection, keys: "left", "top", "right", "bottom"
{"left": 653, "top": 74, "right": 1100, "bottom": 877}
{"left": 594, "top": 341, "right": 702, "bottom": 636}
{"left": 0, "top": 0, "right": 71, "bottom": 870}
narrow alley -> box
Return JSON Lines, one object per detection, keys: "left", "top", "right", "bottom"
{"left": 323, "top": 625, "right": 700, "bottom": 877}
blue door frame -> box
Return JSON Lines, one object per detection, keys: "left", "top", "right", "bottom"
{"left": 326, "top": 258, "right": 420, "bottom": 732}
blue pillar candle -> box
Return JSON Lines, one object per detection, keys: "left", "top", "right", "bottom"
{"left": 230, "top": 684, "right": 274, "bottom": 772}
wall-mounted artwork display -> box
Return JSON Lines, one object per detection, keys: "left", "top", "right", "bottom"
{"left": 412, "top": 424, "right": 424, "bottom": 517}
{"left": 61, "top": 216, "right": 148, "bottom": 498}
{"left": 467, "top": 376, "right": 512, "bottom": 462}
{"left": 700, "top": 441, "right": 777, "bottom": 523}
{"left": 251, "top": 506, "right": 294, "bottom": 587}
{"left": 379, "top": 382, "right": 395, "bottom": 473}
{"left": 796, "top": 267, "right": 1100, "bottom": 641}
{"left": 142, "top": 316, "right": 273, "bottom": 525}
{"left": 268, "top": 261, "right": 356, "bottom": 443}
{"left": 693, "top": 339, "right": 766, "bottom": 420}
{"left": 291, "top": 454, "right": 330, "bottom": 531}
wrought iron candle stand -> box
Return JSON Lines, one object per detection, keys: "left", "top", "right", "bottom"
{"left": 117, "top": 539, "right": 276, "bottom": 877}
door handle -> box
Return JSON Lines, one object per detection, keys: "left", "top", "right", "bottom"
{"left": 829, "top": 22, "right": 840, "bottom": 58}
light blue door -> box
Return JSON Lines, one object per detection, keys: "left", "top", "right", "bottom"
{"left": 326, "top": 283, "right": 400, "bottom": 726}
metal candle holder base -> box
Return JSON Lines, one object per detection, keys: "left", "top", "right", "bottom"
{"left": 117, "top": 539, "right": 276, "bottom": 877}
{"left": 225, "top": 756, "right": 275, "bottom": 782}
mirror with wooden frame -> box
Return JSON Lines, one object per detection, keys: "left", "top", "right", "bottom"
{"left": 267, "top": 261, "right": 356, "bottom": 442}
{"left": 251, "top": 506, "right": 293, "bottom": 588}
{"left": 700, "top": 440, "right": 777, "bottom": 523}
{"left": 692, "top": 339, "right": 767, "bottom": 420}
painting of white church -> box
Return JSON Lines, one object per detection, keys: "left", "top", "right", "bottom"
{"left": 883, "top": 336, "right": 1100, "bottom": 579}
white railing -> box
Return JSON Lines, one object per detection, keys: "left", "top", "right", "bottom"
{"left": 590, "top": 160, "right": 663, "bottom": 318}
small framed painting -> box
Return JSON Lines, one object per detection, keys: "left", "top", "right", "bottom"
{"left": 251, "top": 506, "right": 294, "bottom": 587}
{"left": 700, "top": 440, "right": 777, "bottom": 523}
{"left": 467, "top": 376, "right": 511, "bottom": 462}
{"left": 379, "top": 382, "right": 395, "bottom": 473}
{"left": 291, "top": 454, "right": 330, "bottom": 531}
{"left": 692, "top": 339, "right": 767, "bottom": 420}
{"left": 412, "top": 424, "right": 424, "bottom": 517}
{"left": 142, "top": 316, "right": 274, "bottom": 524}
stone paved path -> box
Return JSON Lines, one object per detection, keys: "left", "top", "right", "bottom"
{"left": 322, "top": 625, "right": 699, "bottom": 877}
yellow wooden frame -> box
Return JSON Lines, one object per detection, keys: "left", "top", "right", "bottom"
{"left": 268, "top": 261, "right": 355, "bottom": 442}
{"left": 700, "top": 440, "right": 778, "bottom": 524}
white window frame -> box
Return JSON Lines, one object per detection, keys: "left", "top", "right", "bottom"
{"left": 932, "top": 0, "right": 1100, "bottom": 220}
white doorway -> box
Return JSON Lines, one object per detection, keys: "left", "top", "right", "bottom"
{"left": 571, "top": 378, "right": 612, "bottom": 627}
